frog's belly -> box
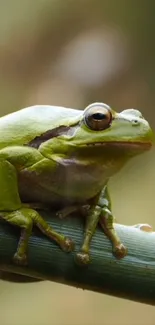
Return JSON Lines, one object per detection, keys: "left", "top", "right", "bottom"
{"left": 18, "top": 161, "right": 113, "bottom": 207}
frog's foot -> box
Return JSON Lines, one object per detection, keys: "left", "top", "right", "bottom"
{"left": 75, "top": 251, "right": 90, "bottom": 266}
{"left": 13, "top": 253, "right": 28, "bottom": 266}
{"left": 113, "top": 243, "right": 128, "bottom": 259}
{"left": 132, "top": 223, "right": 153, "bottom": 232}
{"left": 60, "top": 237, "right": 75, "bottom": 252}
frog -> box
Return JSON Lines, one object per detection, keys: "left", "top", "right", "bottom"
{"left": 0, "top": 102, "right": 153, "bottom": 266}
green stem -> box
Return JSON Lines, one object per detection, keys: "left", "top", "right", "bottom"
{"left": 0, "top": 211, "right": 155, "bottom": 305}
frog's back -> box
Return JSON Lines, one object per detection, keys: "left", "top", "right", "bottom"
{"left": 0, "top": 105, "right": 82, "bottom": 149}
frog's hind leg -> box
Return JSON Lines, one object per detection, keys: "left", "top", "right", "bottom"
{"left": 2, "top": 209, "right": 33, "bottom": 265}
{"left": 0, "top": 160, "right": 74, "bottom": 265}
{"left": 2, "top": 208, "right": 75, "bottom": 265}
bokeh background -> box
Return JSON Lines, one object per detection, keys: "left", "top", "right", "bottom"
{"left": 1, "top": 0, "right": 155, "bottom": 324}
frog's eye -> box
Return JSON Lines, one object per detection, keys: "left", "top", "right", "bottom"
{"left": 83, "top": 103, "right": 112, "bottom": 131}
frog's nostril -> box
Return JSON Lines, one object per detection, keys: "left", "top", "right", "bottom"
{"left": 132, "top": 119, "right": 140, "bottom": 126}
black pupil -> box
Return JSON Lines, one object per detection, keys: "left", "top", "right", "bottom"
{"left": 92, "top": 112, "right": 106, "bottom": 120}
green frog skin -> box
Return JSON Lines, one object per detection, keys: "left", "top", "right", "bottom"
{"left": 0, "top": 102, "right": 153, "bottom": 265}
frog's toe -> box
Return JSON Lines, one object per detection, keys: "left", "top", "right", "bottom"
{"left": 60, "top": 237, "right": 75, "bottom": 252}
{"left": 113, "top": 243, "right": 128, "bottom": 259}
{"left": 75, "top": 251, "right": 90, "bottom": 265}
{"left": 13, "top": 253, "right": 28, "bottom": 266}
{"left": 56, "top": 210, "right": 66, "bottom": 219}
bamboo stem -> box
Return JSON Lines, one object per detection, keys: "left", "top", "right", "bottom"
{"left": 0, "top": 211, "right": 155, "bottom": 305}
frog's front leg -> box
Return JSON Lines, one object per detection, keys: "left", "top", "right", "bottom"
{"left": 75, "top": 204, "right": 101, "bottom": 265}
{"left": 56, "top": 199, "right": 101, "bottom": 265}
{"left": 56, "top": 201, "right": 99, "bottom": 265}
{"left": 98, "top": 186, "right": 127, "bottom": 258}
{"left": 75, "top": 186, "right": 128, "bottom": 265}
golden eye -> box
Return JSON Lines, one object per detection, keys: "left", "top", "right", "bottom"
{"left": 84, "top": 103, "right": 112, "bottom": 131}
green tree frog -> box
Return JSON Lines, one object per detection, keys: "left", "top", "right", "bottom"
{"left": 0, "top": 102, "right": 153, "bottom": 266}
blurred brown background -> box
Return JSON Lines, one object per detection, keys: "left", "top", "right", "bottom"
{"left": 1, "top": 0, "right": 155, "bottom": 324}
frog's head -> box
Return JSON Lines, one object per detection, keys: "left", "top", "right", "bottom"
{"left": 67, "top": 102, "right": 154, "bottom": 159}
{"left": 38, "top": 102, "right": 154, "bottom": 166}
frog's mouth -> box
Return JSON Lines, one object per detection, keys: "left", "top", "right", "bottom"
{"left": 83, "top": 141, "right": 153, "bottom": 160}
{"left": 86, "top": 141, "right": 152, "bottom": 148}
